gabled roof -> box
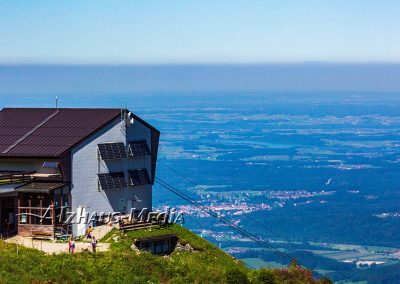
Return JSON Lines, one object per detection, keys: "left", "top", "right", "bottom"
{"left": 0, "top": 108, "right": 122, "bottom": 158}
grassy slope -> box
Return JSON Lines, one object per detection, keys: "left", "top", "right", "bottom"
{"left": 0, "top": 225, "right": 331, "bottom": 284}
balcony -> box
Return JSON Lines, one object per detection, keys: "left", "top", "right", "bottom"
{"left": 0, "top": 171, "right": 34, "bottom": 186}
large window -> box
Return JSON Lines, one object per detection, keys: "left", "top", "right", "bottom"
{"left": 62, "top": 188, "right": 70, "bottom": 207}
{"left": 54, "top": 189, "right": 61, "bottom": 208}
{"left": 19, "top": 193, "right": 53, "bottom": 226}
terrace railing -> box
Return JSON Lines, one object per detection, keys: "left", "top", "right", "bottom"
{"left": 0, "top": 171, "right": 34, "bottom": 186}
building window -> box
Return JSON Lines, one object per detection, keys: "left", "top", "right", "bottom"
{"left": 19, "top": 193, "right": 53, "bottom": 226}
{"left": 42, "top": 161, "right": 58, "bottom": 168}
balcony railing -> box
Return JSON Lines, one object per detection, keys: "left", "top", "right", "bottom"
{"left": 0, "top": 171, "right": 34, "bottom": 186}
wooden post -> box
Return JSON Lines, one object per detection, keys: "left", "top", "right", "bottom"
{"left": 68, "top": 186, "right": 72, "bottom": 209}
{"left": 0, "top": 197, "right": 2, "bottom": 235}
{"left": 17, "top": 194, "right": 21, "bottom": 235}
{"left": 28, "top": 195, "right": 31, "bottom": 225}
{"left": 60, "top": 189, "right": 63, "bottom": 209}
{"left": 51, "top": 194, "right": 55, "bottom": 239}
{"left": 39, "top": 196, "right": 43, "bottom": 225}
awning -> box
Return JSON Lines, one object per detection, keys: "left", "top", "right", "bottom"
{"left": 15, "top": 182, "right": 66, "bottom": 194}
{"left": 0, "top": 182, "right": 26, "bottom": 195}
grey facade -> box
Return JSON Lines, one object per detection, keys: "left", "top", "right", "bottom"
{"left": 71, "top": 116, "right": 154, "bottom": 234}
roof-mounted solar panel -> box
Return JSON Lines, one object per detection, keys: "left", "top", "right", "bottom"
{"left": 128, "top": 140, "right": 151, "bottom": 157}
{"left": 98, "top": 142, "right": 127, "bottom": 160}
{"left": 129, "top": 169, "right": 151, "bottom": 187}
{"left": 98, "top": 172, "right": 127, "bottom": 190}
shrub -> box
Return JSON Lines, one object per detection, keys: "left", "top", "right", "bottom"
{"left": 225, "top": 267, "right": 250, "bottom": 284}
{"left": 254, "top": 268, "right": 277, "bottom": 284}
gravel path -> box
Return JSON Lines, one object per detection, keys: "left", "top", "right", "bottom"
{"left": 4, "top": 225, "right": 114, "bottom": 254}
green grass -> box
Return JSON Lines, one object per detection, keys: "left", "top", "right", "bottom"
{"left": 0, "top": 225, "right": 331, "bottom": 284}
{"left": 242, "top": 258, "right": 285, "bottom": 269}
{"left": 307, "top": 241, "right": 397, "bottom": 266}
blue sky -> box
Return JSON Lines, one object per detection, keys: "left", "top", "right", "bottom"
{"left": 0, "top": 1, "right": 399, "bottom": 64}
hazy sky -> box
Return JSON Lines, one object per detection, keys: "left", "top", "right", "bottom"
{"left": 0, "top": 1, "right": 399, "bottom": 64}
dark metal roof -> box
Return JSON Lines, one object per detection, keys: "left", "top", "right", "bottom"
{"left": 0, "top": 108, "right": 122, "bottom": 157}
{"left": 16, "top": 182, "right": 66, "bottom": 193}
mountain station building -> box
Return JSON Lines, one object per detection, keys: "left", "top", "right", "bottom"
{"left": 0, "top": 108, "right": 159, "bottom": 238}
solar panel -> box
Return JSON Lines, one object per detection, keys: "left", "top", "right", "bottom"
{"left": 98, "top": 143, "right": 127, "bottom": 160}
{"left": 128, "top": 140, "right": 151, "bottom": 157}
{"left": 129, "top": 169, "right": 151, "bottom": 187}
{"left": 98, "top": 172, "right": 127, "bottom": 190}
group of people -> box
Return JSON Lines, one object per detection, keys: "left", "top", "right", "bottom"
{"left": 67, "top": 226, "right": 97, "bottom": 254}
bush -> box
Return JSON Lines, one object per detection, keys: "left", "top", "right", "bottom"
{"left": 225, "top": 267, "right": 250, "bottom": 284}
{"left": 254, "top": 268, "right": 277, "bottom": 284}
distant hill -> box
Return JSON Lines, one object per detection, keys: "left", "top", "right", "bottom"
{"left": 1, "top": 64, "right": 400, "bottom": 93}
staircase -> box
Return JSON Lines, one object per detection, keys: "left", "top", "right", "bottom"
{"left": 91, "top": 224, "right": 114, "bottom": 240}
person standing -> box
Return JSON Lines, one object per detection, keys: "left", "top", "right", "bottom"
{"left": 68, "top": 236, "right": 71, "bottom": 253}
{"left": 70, "top": 239, "right": 76, "bottom": 254}
{"left": 86, "top": 226, "right": 92, "bottom": 240}
{"left": 91, "top": 236, "right": 97, "bottom": 253}
{"left": 68, "top": 235, "right": 73, "bottom": 253}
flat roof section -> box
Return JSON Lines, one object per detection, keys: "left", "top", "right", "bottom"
{"left": 15, "top": 182, "right": 66, "bottom": 194}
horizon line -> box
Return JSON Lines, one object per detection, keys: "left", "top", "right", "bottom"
{"left": 2, "top": 61, "right": 400, "bottom": 67}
